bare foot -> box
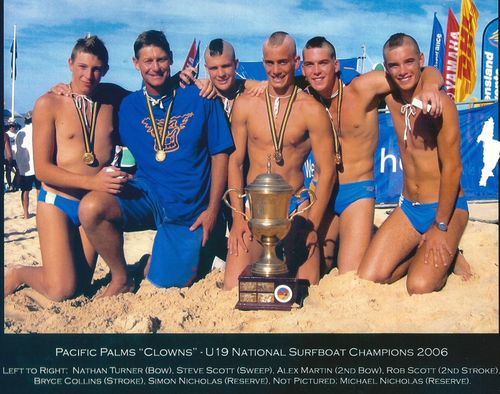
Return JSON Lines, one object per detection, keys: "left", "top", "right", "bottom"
{"left": 452, "top": 250, "right": 473, "bottom": 281}
{"left": 99, "top": 277, "right": 135, "bottom": 297}
{"left": 4, "top": 266, "right": 22, "bottom": 297}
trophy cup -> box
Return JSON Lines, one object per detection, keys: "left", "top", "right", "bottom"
{"left": 223, "top": 161, "right": 316, "bottom": 311}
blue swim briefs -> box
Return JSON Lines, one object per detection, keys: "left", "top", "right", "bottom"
{"left": 332, "top": 180, "right": 376, "bottom": 215}
{"left": 117, "top": 178, "right": 204, "bottom": 288}
{"left": 399, "top": 195, "right": 469, "bottom": 234}
{"left": 38, "top": 186, "right": 81, "bottom": 226}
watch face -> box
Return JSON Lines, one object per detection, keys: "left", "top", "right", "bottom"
{"left": 437, "top": 222, "right": 448, "bottom": 231}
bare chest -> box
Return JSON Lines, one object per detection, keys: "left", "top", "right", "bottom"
{"left": 54, "top": 102, "right": 115, "bottom": 167}
{"left": 247, "top": 105, "right": 309, "bottom": 148}
{"left": 55, "top": 104, "right": 114, "bottom": 143}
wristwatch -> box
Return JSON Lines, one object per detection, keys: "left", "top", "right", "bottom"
{"left": 434, "top": 221, "right": 448, "bottom": 231}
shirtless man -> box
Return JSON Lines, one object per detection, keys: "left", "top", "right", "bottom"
{"left": 300, "top": 36, "right": 444, "bottom": 274}
{"left": 357, "top": 33, "right": 469, "bottom": 294}
{"left": 224, "top": 31, "right": 336, "bottom": 290}
{"left": 4, "top": 36, "right": 130, "bottom": 300}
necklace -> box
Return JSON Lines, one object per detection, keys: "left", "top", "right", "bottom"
{"left": 400, "top": 100, "right": 416, "bottom": 146}
{"left": 265, "top": 86, "right": 299, "bottom": 163}
{"left": 268, "top": 92, "right": 294, "bottom": 119}
{"left": 222, "top": 92, "right": 241, "bottom": 121}
{"left": 221, "top": 80, "right": 245, "bottom": 121}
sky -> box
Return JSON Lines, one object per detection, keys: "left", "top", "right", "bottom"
{"left": 3, "top": 0, "right": 498, "bottom": 115}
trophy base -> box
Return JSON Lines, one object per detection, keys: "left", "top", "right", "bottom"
{"left": 236, "top": 266, "right": 310, "bottom": 311}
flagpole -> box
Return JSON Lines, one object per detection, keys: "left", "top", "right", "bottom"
{"left": 359, "top": 45, "right": 366, "bottom": 74}
{"left": 10, "top": 24, "right": 17, "bottom": 122}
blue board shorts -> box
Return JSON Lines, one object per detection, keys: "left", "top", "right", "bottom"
{"left": 117, "top": 178, "right": 204, "bottom": 288}
{"left": 399, "top": 195, "right": 469, "bottom": 233}
{"left": 332, "top": 180, "right": 376, "bottom": 215}
{"left": 38, "top": 186, "right": 81, "bottom": 226}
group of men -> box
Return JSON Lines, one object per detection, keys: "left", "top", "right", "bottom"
{"left": 4, "top": 28, "right": 470, "bottom": 302}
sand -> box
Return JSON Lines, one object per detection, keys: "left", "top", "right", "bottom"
{"left": 3, "top": 192, "right": 498, "bottom": 334}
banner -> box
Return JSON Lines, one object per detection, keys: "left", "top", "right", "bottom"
{"left": 375, "top": 103, "right": 499, "bottom": 203}
{"left": 237, "top": 58, "right": 360, "bottom": 84}
{"left": 481, "top": 18, "right": 499, "bottom": 100}
{"left": 443, "top": 8, "right": 460, "bottom": 100}
{"left": 455, "top": 0, "right": 480, "bottom": 102}
{"left": 182, "top": 38, "right": 200, "bottom": 78}
{"left": 428, "top": 12, "right": 445, "bottom": 73}
{"left": 303, "top": 103, "right": 499, "bottom": 203}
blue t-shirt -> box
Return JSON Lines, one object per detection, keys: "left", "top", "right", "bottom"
{"left": 119, "top": 85, "right": 234, "bottom": 224}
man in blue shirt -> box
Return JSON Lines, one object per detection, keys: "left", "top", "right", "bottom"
{"left": 79, "top": 30, "right": 234, "bottom": 296}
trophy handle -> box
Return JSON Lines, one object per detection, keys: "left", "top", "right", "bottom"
{"left": 289, "top": 188, "right": 317, "bottom": 220}
{"left": 222, "top": 189, "right": 249, "bottom": 221}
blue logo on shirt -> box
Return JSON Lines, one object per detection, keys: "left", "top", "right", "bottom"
{"left": 142, "top": 112, "right": 194, "bottom": 152}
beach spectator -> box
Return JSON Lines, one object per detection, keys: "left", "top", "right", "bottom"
{"left": 78, "top": 30, "right": 234, "bottom": 296}
{"left": 4, "top": 121, "right": 20, "bottom": 192}
{"left": 4, "top": 35, "right": 130, "bottom": 300}
{"left": 357, "top": 33, "right": 470, "bottom": 294}
{"left": 4, "top": 124, "right": 13, "bottom": 191}
{"left": 223, "top": 31, "right": 336, "bottom": 289}
{"left": 14, "top": 111, "right": 41, "bottom": 218}
{"left": 299, "top": 36, "right": 444, "bottom": 274}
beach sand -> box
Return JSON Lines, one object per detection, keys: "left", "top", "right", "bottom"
{"left": 3, "top": 192, "right": 498, "bottom": 334}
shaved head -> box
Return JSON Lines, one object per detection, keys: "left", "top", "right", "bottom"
{"left": 263, "top": 31, "right": 296, "bottom": 56}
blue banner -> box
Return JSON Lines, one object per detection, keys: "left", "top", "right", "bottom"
{"left": 428, "top": 12, "right": 445, "bottom": 74}
{"left": 237, "top": 58, "right": 360, "bottom": 84}
{"left": 303, "top": 103, "right": 499, "bottom": 204}
{"left": 375, "top": 103, "right": 499, "bottom": 203}
{"left": 481, "top": 18, "right": 498, "bottom": 100}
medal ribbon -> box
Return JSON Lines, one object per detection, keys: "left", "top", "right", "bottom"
{"left": 323, "top": 82, "right": 344, "bottom": 165}
{"left": 144, "top": 89, "right": 176, "bottom": 156}
{"left": 72, "top": 94, "right": 100, "bottom": 163}
{"left": 265, "top": 85, "right": 298, "bottom": 162}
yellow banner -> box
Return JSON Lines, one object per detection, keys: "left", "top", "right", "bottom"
{"left": 455, "top": 0, "right": 480, "bottom": 102}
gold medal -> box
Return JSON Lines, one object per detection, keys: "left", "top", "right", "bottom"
{"left": 323, "top": 82, "right": 344, "bottom": 167}
{"left": 274, "top": 151, "right": 283, "bottom": 163}
{"left": 83, "top": 152, "right": 95, "bottom": 165}
{"left": 156, "top": 150, "right": 166, "bottom": 162}
{"left": 145, "top": 88, "right": 176, "bottom": 164}
{"left": 72, "top": 94, "right": 100, "bottom": 167}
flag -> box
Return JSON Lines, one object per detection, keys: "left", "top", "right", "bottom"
{"left": 481, "top": 18, "right": 498, "bottom": 100}
{"left": 428, "top": 13, "right": 445, "bottom": 73}
{"left": 443, "top": 8, "right": 461, "bottom": 100}
{"left": 10, "top": 38, "right": 17, "bottom": 80}
{"left": 455, "top": 0, "right": 480, "bottom": 102}
{"left": 182, "top": 38, "right": 200, "bottom": 78}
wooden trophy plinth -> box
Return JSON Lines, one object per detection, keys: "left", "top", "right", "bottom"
{"left": 235, "top": 266, "right": 310, "bottom": 311}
